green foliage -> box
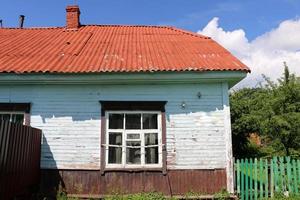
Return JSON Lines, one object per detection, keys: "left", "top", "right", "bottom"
{"left": 104, "top": 192, "right": 173, "bottom": 200}
{"left": 54, "top": 183, "right": 80, "bottom": 200}
{"left": 230, "top": 64, "right": 300, "bottom": 158}
{"left": 263, "top": 192, "right": 300, "bottom": 200}
{"left": 213, "top": 188, "right": 230, "bottom": 200}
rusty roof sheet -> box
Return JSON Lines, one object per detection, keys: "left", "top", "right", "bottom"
{"left": 0, "top": 25, "right": 250, "bottom": 73}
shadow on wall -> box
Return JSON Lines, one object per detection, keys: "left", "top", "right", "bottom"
{"left": 39, "top": 135, "right": 65, "bottom": 197}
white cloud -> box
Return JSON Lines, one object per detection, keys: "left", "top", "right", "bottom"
{"left": 198, "top": 17, "right": 300, "bottom": 88}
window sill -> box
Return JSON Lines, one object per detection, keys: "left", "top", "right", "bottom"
{"left": 103, "top": 167, "right": 163, "bottom": 173}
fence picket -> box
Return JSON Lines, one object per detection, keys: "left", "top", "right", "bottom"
{"left": 265, "top": 159, "right": 268, "bottom": 198}
{"left": 298, "top": 160, "right": 300, "bottom": 189}
{"left": 246, "top": 159, "right": 249, "bottom": 200}
{"left": 242, "top": 159, "right": 245, "bottom": 200}
{"left": 286, "top": 157, "right": 292, "bottom": 194}
{"left": 279, "top": 157, "right": 285, "bottom": 191}
{"left": 254, "top": 158, "right": 258, "bottom": 200}
{"left": 259, "top": 159, "right": 263, "bottom": 199}
{"left": 292, "top": 159, "right": 298, "bottom": 194}
{"left": 237, "top": 159, "right": 241, "bottom": 195}
{"left": 298, "top": 160, "right": 300, "bottom": 187}
{"left": 250, "top": 158, "right": 253, "bottom": 200}
{"left": 270, "top": 158, "right": 274, "bottom": 197}
{"left": 273, "top": 157, "right": 279, "bottom": 193}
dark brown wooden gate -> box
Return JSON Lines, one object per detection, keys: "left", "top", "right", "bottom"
{"left": 0, "top": 120, "right": 42, "bottom": 200}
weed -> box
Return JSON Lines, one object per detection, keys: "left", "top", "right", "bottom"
{"left": 213, "top": 188, "right": 230, "bottom": 200}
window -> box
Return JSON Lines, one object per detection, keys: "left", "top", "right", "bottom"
{"left": 0, "top": 112, "right": 25, "bottom": 124}
{"left": 0, "top": 103, "right": 31, "bottom": 125}
{"left": 105, "top": 111, "right": 162, "bottom": 168}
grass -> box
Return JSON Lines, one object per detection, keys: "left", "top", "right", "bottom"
{"left": 263, "top": 193, "right": 300, "bottom": 200}
{"left": 54, "top": 189, "right": 231, "bottom": 200}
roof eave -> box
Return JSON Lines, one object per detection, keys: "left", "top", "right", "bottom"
{"left": 0, "top": 71, "right": 248, "bottom": 85}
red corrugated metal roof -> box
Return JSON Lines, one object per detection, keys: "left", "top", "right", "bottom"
{"left": 0, "top": 25, "right": 250, "bottom": 73}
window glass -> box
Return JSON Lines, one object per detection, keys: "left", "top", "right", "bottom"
{"left": 145, "top": 133, "right": 159, "bottom": 164}
{"left": 126, "top": 141, "right": 141, "bottom": 164}
{"left": 109, "top": 114, "right": 124, "bottom": 129}
{"left": 127, "top": 133, "right": 140, "bottom": 140}
{"left": 108, "top": 133, "right": 122, "bottom": 164}
{"left": 109, "top": 132, "right": 122, "bottom": 145}
{"left": 125, "top": 114, "right": 141, "bottom": 129}
{"left": 143, "top": 114, "right": 158, "bottom": 129}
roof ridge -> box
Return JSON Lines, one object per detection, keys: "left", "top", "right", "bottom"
{"left": 0, "top": 24, "right": 210, "bottom": 40}
{"left": 0, "top": 27, "right": 63, "bottom": 30}
{"left": 166, "top": 26, "right": 211, "bottom": 39}
{"left": 83, "top": 24, "right": 174, "bottom": 28}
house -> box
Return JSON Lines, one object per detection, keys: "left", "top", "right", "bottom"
{"left": 0, "top": 5, "right": 250, "bottom": 197}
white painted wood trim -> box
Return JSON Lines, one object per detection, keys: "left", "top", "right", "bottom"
{"left": 222, "top": 82, "right": 234, "bottom": 193}
{"left": 105, "top": 111, "right": 163, "bottom": 168}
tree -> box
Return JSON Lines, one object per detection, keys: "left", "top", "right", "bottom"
{"left": 259, "top": 64, "right": 300, "bottom": 156}
{"left": 230, "top": 88, "right": 264, "bottom": 158}
{"left": 230, "top": 64, "right": 300, "bottom": 158}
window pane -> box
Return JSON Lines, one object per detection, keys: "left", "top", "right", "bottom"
{"left": 145, "top": 147, "right": 158, "bottom": 164}
{"left": 109, "top": 132, "right": 122, "bottom": 145}
{"left": 109, "top": 114, "right": 124, "bottom": 129}
{"left": 125, "top": 114, "right": 141, "bottom": 129}
{"left": 126, "top": 141, "right": 141, "bottom": 164}
{"left": 145, "top": 133, "right": 158, "bottom": 145}
{"left": 12, "top": 114, "right": 24, "bottom": 124}
{"left": 0, "top": 114, "right": 10, "bottom": 121}
{"left": 108, "top": 132, "right": 122, "bottom": 164}
{"left": 143, "top": 114, "right": 158, "bottom": 129}
{"left": 127, "top": 133, "right": 140, "bottom": 140}
{"left": 108, "top": 147, "right": 122, "bottom": 164}
{"left": 145, "top": 133, "right": 159, "bottom": 164}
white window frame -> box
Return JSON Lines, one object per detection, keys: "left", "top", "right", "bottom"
{"left": 105, "top": 110, "right": 162, "bottom": 169}
{"left": 0, "top": 111, "right": 25, "bottom": 125}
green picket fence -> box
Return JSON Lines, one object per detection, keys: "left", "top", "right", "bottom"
{"left": 235, "top": 157, "right": 300, "bottom": 200}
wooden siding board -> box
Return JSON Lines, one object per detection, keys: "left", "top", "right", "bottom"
{"left": 40, "top": 169, "right": 227, "bottom": 196}
{"left": 0, "top": 83, "right": 228, "bottom": 170}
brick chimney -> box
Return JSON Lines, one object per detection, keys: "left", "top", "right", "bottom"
{"left": 66, "top": 5, "right": 80, "bottom": 30}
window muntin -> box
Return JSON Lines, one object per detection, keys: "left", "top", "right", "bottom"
{"left": 106, "top": 111, "right": 162, "bottom": 168}
{"left": 0, "top": 112, "right": 25, "bottom": 124}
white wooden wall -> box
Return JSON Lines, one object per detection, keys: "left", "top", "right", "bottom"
{"left": 0, "top": 83, "right": 229, "bottom": 170}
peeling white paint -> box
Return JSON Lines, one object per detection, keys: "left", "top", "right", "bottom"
{"left": 0, "top": 83, "right": 229, "bottom": 171}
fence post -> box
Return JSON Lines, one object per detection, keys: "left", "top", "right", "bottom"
{"left": 254, "top": 158, "right": 258, "bottom": 200}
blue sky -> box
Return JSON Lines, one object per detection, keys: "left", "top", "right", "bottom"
{"left": 0, "top": 0, "right": 299, "bottom": 40}
{"left": 1, "top": 0, "right": 300, "bottom": 86}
